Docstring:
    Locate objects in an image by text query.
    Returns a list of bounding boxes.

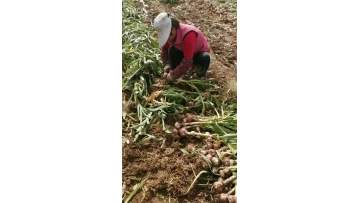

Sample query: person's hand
[164,64,171,73]
[163,72,168,78]
[166,71,175,81]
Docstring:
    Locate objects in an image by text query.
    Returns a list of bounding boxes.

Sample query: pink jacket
[169,23,209,53]
[161,23,209,79]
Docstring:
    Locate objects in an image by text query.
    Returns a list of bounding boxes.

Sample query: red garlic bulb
[219,193,229,203]
[228,195,237,203]
[212,181,224,194]
[178,127,188,137]
[211,157,220,166]
[174,122,182,129]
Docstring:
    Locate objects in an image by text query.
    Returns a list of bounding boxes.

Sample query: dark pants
[169,46,210,77]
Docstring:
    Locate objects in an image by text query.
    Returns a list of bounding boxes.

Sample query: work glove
[163,72,169,79]
[164,64,171,73]
[166,70,175,81]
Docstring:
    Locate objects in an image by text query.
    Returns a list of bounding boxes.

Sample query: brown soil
[141,0,237,90]
[123,138,215,202]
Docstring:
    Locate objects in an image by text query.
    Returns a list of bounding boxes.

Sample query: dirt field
[123,136,215,202]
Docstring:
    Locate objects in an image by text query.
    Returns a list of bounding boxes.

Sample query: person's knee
[194,52,210,77]
[201,52,210,65]
[200,53,210,68]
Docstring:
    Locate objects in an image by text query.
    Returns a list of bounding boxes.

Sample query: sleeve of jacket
[170,31,197,79]
[170,59,193,79]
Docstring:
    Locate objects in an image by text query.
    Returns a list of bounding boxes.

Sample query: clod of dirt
[187,143,195,152]
[164,147,175,155]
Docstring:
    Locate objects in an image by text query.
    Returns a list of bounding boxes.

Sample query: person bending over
[153,12,211,81]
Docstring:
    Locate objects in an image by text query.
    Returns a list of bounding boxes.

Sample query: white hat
[153,12,172,48]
